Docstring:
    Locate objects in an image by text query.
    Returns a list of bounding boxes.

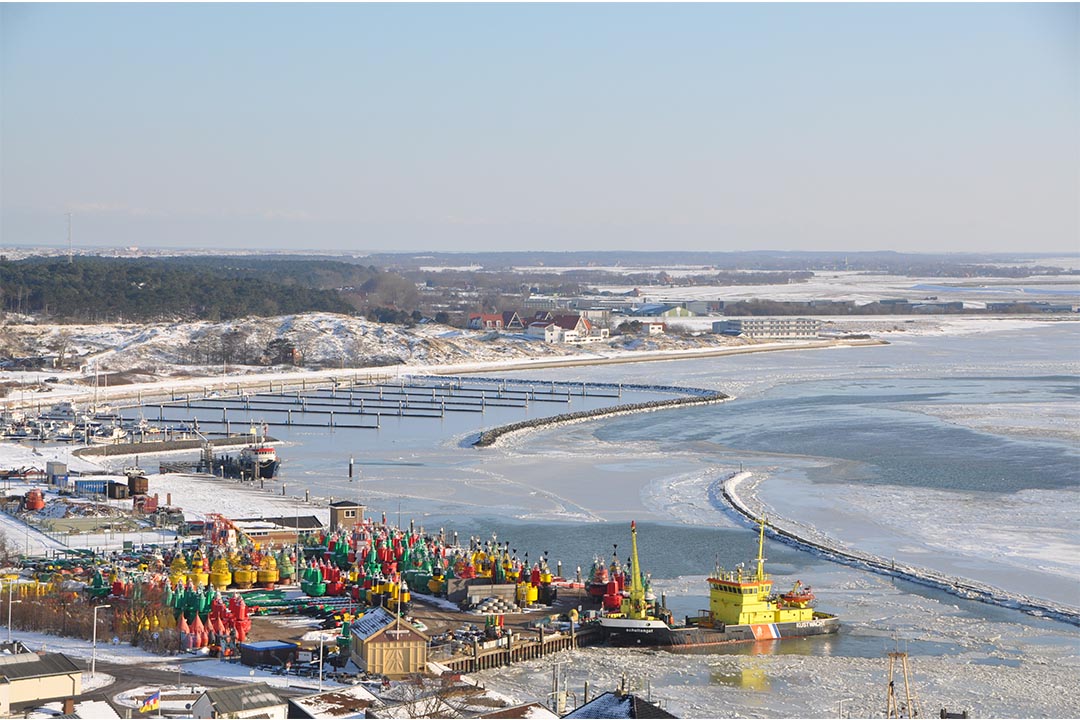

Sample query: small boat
[779,580,815,607]
[239,444,279,479]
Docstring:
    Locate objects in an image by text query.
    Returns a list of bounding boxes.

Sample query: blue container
[73,479,107,495]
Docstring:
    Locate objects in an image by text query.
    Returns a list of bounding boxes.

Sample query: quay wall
[715,472,1080,627]
[417,375,721,398]
[73,434,274,458]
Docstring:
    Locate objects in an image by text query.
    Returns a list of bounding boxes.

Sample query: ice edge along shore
[717,471,1080,627]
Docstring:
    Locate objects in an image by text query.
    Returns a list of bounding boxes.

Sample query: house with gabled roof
[527,314,610,344]
[190,682,288,719]
[467,313,505,331]
[350,606,429,677]
[526,321,561,343]
[501,311,526,331]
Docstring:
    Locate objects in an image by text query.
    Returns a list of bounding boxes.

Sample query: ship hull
[600,614,839,649]
[253,459,279,479]
[207,455,279,480]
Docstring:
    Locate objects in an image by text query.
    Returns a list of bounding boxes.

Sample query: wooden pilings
[442,625,599,673]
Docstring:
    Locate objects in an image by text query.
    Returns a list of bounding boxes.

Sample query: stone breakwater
[715,471,1080,627]
[473,388,729,448]
[418,375,721,398]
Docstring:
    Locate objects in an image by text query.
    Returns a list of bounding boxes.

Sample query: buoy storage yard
[1,328,1078,719]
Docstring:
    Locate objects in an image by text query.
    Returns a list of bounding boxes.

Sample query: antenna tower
[886,648,922,719]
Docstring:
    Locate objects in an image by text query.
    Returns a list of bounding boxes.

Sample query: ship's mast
[627,521,647,619]
[756,515,766,583]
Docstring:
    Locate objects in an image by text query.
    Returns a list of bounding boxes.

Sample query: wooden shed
[329,500,365,532]
[350,606,428,678]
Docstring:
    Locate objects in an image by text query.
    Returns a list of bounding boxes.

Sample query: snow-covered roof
[479,702,559,718]
[350,607,397,641]
[563,692,676,719]
[200,683,287,714]
[290,684,381,718]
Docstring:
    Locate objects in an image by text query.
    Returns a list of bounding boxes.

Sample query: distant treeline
[0,257,366,321]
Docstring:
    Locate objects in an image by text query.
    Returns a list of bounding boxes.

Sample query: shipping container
[73,479,107,495]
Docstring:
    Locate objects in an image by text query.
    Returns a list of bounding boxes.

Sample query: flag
[139,691,160,713]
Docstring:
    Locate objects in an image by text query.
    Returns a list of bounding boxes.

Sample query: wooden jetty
[441,624,602,673]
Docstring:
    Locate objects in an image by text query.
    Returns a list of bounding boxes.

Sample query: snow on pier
[717,471,1080,627]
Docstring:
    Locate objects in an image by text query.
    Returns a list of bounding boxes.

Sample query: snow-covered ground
[591,270,1080,304]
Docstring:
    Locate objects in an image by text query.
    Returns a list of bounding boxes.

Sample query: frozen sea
[119,321,1080,717]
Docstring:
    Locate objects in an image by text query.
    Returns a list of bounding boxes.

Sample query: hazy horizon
[2,3,1077,254]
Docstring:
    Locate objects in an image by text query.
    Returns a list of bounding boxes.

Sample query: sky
[1,3,1077,255]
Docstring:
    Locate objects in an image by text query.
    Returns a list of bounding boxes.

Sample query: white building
[527,315,610,344]
[713,318,821,339]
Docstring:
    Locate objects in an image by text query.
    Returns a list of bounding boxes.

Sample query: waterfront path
[716,471,1080,627]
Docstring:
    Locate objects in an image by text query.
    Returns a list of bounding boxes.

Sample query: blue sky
[1,3,1076,253]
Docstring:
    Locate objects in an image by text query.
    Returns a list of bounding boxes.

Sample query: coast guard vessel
[599,519,839,648]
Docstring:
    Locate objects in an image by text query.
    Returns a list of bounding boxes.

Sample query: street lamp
[91,604,112,678]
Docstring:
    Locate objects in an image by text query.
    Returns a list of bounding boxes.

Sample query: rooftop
[0,652,81,682]
[200,683,287,715]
